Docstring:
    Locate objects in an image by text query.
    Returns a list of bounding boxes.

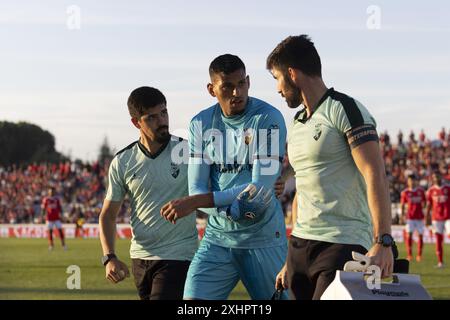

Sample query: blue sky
[1,0,449,161]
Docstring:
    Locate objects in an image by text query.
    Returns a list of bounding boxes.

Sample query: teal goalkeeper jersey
[106,135,198,260]
[188,97,287,249]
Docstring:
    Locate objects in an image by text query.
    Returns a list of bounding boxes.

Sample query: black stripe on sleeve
[346,124,379,149]
[115,141,138,156]
[331,90,364,128]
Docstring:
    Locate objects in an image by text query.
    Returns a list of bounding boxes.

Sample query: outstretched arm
[161,113,286,223]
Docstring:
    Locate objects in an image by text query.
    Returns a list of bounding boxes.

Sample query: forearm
[188,193,214,209]
[99,210,117,255]
[189,166,279,209]
[190,194,230,219]
[365,170,392,237]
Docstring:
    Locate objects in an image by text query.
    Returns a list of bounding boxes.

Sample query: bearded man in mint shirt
[267,35,394,300]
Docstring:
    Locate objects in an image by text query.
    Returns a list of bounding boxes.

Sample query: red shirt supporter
[41,196,62,221]
[401,188,426,220]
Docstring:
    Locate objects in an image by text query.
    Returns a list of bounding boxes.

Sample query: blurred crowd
[1,128,449,225]
[279,127,450,224]
[0,161,131,224]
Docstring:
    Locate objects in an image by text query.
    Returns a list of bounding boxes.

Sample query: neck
[300,78,328,117]
[139,133,164,156]
[221,98,248,117]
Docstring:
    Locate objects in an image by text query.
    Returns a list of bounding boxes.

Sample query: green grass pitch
[1,238,449,300]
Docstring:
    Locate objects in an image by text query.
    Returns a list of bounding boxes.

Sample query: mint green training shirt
[106,135,198,260]
[288,88,377,250]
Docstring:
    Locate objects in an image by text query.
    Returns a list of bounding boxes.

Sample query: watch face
[382,234,393,246]
[102,254,114,265]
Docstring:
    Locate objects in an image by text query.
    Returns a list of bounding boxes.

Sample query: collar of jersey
[137,137,170,159]
[294,87,334,124]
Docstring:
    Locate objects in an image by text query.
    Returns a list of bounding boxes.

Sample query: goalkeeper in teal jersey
[161,54,288,300]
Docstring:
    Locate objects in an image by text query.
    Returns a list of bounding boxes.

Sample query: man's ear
[131,117,141,129]
[246,75,250,90]
[207,83,216,98]
[287,67,297,83]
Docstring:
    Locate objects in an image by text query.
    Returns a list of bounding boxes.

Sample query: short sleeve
[330,93,378,149]
[400,191,406,204]
[105,156,126,202]
[332,97,377,134]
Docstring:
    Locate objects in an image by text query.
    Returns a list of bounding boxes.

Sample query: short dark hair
[266,35,322,77]
[127,87,166,118]
[209,54,246,77]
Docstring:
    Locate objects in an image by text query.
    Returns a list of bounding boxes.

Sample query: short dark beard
[283,72,302,109]
[155,131,170,144]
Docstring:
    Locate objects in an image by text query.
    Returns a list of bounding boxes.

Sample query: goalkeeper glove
[226,183,272,222]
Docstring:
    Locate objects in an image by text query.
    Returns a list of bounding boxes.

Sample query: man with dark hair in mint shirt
[267,35,394,300]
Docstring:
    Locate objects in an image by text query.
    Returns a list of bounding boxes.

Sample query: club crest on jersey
[244,128,253,145]
[171,162,180,178]
[245,211,256,220]
[313,123,322,141]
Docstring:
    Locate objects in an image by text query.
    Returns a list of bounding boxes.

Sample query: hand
[160,196,196,224]
[366,244,394,279]
[105,258,130,284]
[274,177,285,199]
[227,183,272,221]
[275,263,289,290]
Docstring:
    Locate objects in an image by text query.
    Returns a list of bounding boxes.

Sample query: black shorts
[131,259,190,300]
[287,236,367,300]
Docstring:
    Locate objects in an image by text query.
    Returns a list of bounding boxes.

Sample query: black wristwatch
[375,234,395,247]
[101,253,117,266]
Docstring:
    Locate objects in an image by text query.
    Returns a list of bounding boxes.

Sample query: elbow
[362,165,388,187]
[99,208,115,225]
[189,183,208,196]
